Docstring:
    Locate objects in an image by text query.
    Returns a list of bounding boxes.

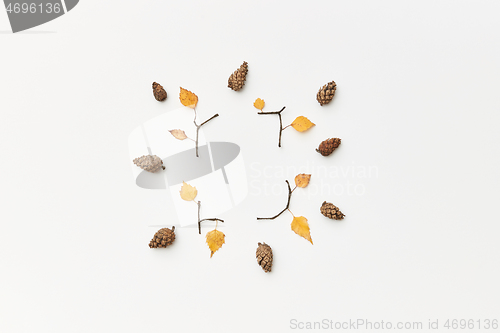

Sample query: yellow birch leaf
[169,129,188,140]
[179,181,197,201]
[291,216,313,244]
[295,174,311,188]
[290,116,315,132]
[253,98,265,111]
[206,229,225,257]
[179,87,198,108]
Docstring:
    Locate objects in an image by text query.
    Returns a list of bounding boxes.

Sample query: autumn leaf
[206,229,225,257]
[180,181,197,201]
[291,216,313,244]
[290,116,315,132]
[179,87,198,108]
[253,98,265,111]
[295,174,311,188]
[169,129,188,140]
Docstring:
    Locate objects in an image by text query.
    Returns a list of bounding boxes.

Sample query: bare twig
[194,114,219,157]
[257,180,292,220]
[258,106,286,147]
[196,201,224,234]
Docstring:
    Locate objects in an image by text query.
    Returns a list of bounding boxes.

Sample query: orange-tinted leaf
[169,129,188,140]
[295,174,311,188]
[253,98,265,111]
[291,216,313,244]
[179,87,198,108]
[291,116,315,132]
[206,229,225,257]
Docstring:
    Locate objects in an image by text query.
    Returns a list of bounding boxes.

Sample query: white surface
[1,1,499,332]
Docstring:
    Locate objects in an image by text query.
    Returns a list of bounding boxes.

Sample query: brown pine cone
[152,82,167,101]
[256,242,273,273]
[228,61,248,91]
[133,155,165,173]
[316,80,336,106]
[316,138,341,156]
[149,227,176,248]
[320,201,345,220]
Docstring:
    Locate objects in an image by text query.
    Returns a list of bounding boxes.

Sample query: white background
[1,1,499,332]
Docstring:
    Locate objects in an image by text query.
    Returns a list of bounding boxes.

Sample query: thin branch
[257,106,286,115]
[257,180,292,220]
[196,200,224,234]
[196,201,201,234]
[193,113,219,157]
[278,112,283,147]
[258,106,286,147]
[198,114,219,127]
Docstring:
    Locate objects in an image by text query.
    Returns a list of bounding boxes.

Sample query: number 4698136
[444,319,498,330]
[6,3,61,14]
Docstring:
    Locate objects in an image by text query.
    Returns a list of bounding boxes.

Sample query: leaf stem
[258,106,286,147]
[257,180,292,220]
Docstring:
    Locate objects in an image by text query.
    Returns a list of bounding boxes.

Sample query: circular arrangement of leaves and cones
[138,64,347,270]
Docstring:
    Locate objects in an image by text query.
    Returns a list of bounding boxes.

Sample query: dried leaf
[253,98,265,111]
[291,216,313,244]
[295,174,311,188]
[169,129,188,140]
[206,229,225,257]
[179,181,197,201]
[291,116,315,132]
[179,87,198,108]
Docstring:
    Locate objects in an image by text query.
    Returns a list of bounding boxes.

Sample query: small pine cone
[316,138,341,156]
[152,82,167,101]
[256,242,273,273]
[133,155,165,173]
[320,201,345,220]
[228,61,248,91]
[149,227,176,248]
[316,80,337,106]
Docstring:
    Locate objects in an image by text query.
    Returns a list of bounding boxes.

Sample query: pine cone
[152,82,167,101]
[133,155,165,173]
[149,227,176,248]
[228,61,248,91]
[320,201,345,220]
[316,138,341,156]
[316,80,337,106]
[256,242,273,273]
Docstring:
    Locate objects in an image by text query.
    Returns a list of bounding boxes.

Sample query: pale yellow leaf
[179,87,198,108]
[179,181,197,201]
[291,216,313,244]
[206,229,225,257]
[290,116,315,132]
[295,174,311,188]
[253,98,265,111]
[169,129,188,140]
